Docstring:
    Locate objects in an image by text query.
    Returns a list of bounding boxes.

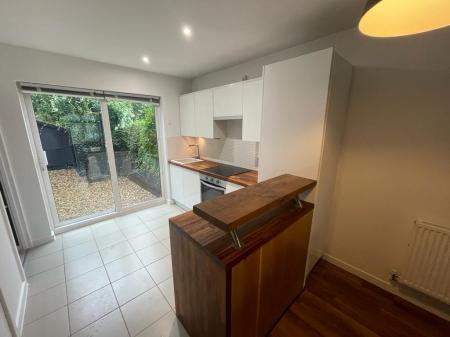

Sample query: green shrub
[31,95,160,178]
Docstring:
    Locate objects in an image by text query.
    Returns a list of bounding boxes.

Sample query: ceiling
[0,0,365,78]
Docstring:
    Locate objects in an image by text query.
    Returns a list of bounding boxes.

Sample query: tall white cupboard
[258,48,353,275]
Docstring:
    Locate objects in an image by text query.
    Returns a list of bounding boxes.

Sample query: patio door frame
[22,90,167,232]
[99,99,123,213]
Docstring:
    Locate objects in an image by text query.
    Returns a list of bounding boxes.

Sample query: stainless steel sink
[171,158,203,165]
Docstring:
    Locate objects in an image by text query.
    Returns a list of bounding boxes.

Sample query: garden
[31,94,161,222]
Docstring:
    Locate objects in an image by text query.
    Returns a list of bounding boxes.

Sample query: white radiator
[399,220,450,304]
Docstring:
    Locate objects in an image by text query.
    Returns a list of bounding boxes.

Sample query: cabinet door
[242,79,263,142]
[213,82,243,119]
[180,93,196,136]
[182,169,201,209]
[258,48,333,181]
[170,164,183,202]
[194,89,214,138]
[225,182,243,194]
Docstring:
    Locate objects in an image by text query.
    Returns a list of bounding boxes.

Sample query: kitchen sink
[172,158,203,165]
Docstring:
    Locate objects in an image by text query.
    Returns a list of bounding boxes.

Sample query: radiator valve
[390,270,400,282]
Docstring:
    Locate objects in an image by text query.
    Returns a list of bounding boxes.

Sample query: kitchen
[0,1,449,337]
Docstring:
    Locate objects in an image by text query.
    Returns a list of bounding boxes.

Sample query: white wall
[326,67,450,316]
[191,27,450,316]
[0,305,13,337]
[0,43,191,246]
[192,27,450,90]
[0,197,27,337]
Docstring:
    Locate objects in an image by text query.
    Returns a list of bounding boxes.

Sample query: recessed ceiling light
[141,56,150,64]
[182,25,192,38]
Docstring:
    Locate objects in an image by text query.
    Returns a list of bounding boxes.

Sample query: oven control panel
[200,174,227,188]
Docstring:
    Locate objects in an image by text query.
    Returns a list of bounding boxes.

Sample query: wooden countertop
[193,174,316,232]
[169,200,314,268]
[168,159,257,187]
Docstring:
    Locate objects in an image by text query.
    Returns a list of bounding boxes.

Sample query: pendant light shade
[359,0,450,37]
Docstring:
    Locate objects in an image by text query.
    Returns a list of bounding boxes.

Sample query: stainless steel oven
[200,174,226,202]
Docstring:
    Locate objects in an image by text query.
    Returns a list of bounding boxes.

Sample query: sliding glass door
[107,100,161,209]
[26,92,163,227]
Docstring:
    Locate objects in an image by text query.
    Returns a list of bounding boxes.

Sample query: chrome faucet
[189,144,200,159]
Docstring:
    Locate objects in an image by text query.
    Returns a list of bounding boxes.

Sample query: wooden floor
[270,260,449,337]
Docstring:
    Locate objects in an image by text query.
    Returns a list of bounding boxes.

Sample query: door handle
[40,150,48,171]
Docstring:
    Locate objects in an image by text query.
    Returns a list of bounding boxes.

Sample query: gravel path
[48,169,156,222]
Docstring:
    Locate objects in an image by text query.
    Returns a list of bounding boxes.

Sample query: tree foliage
[31,94,160,177]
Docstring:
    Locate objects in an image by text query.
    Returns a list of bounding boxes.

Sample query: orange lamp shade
[359,0,450,37]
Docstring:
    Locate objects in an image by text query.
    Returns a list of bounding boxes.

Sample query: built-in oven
[200,174,226,202]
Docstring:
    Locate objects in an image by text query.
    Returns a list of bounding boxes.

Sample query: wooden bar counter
[169,175,316,337]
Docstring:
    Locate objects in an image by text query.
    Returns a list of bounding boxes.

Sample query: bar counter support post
[230,230,244,249]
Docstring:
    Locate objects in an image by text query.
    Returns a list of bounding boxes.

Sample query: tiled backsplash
[166,136,259,170]
[197,137,259,169]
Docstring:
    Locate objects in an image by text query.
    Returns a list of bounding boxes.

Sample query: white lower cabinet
[183,169,201,209]
[170,164,183,202]
[225,182,243,194]
[169,164,201,209]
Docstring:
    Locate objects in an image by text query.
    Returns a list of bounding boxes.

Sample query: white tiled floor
[23,204,189,337]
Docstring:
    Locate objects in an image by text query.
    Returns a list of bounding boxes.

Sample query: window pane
[107,100,161,208]
[31,94,114,224]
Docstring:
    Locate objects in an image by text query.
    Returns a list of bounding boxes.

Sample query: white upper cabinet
[180,89,221,138]
[179,93,196,136]
[242,78,263,142]
[179,78,262,139]
[213,82,243,119]
[194,89,214,138]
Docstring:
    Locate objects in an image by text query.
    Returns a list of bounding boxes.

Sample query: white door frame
[22,93,167,232]
[0,128,32,249]
[100,99,122,212]
[23,94,60,228]
[0,192,28,337]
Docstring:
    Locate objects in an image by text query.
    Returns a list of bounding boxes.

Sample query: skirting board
[322,254,450,321]
[31,234,55,248]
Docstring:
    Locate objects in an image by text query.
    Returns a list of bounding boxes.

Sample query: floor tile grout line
[114,277,158,307]
[131,307,173,337]
[24,206,181,336]
[26,264,65,296]
[119,286,172,337]
[93,234,132,337]
[66,266,109,304]
[25,260,65,280]
[26,218,171,289]
[64,242,167,304]
[65,243,164,288]
[27,277,66,299]
[157,282,175,311]
[25,246,63,262]
[68,291,119,336]
[106,211,174,336]
[62,241,72,337]
[23,304,69,327]
[65,251,103,281]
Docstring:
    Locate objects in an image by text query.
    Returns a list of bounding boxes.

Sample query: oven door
[201,180,225,202]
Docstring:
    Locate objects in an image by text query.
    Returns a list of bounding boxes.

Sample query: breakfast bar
[169,174,317,337]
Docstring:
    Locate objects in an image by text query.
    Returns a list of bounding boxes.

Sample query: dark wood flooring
[269,260,449,337]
